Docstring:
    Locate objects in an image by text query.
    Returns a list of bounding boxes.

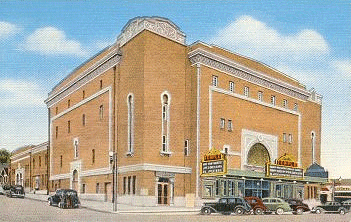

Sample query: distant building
[10,142,49,192]
[45,16,326,206]
[0,163,9,186]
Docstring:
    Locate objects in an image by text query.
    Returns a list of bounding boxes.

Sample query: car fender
[201,206,217,213]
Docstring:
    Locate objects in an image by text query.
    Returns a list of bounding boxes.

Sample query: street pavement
[2,195,351,222]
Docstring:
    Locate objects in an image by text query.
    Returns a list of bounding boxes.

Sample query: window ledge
[126,151,134,157]
[160,151,172,156]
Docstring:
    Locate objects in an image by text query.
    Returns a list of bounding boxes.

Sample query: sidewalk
[25,193,201,215]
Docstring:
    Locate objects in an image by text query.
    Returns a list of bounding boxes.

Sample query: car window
[262,199,269,203]
[219,198,227,204]
[252,199,257,203]
[236,198,243,204]
[228,198,235,204]
[271,199,277,203]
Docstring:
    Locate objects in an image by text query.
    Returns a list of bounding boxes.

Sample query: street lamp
[332,176,342,201]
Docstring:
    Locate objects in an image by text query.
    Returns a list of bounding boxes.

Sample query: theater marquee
[201,148,227,176]
[265,154,304,179]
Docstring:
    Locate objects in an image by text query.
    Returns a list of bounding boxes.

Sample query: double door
[157,182,169,205]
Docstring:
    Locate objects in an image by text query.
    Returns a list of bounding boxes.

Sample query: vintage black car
[48,189,80,209]
[201,197,252,215]
[284,198,310,215]
[6,185,25,198]
[312,201,348,215]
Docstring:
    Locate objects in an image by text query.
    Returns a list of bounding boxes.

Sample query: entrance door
[104,182,112,202]
[72,170,78,191]
[157,182,169,205]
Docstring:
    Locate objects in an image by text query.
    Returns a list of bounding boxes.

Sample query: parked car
[342,199,351,210]
[0,186,4,195]
[201,197,252,215]
[244,196,268,215]
[262,197,292,215]
[6,185,25,198]
[312,201,348,215]
[284,198,310,215]
[48,189,80,209]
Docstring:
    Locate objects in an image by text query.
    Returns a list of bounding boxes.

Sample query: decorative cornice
[189,48,321,103]
[45,49,121,108]
[116,16,186,47]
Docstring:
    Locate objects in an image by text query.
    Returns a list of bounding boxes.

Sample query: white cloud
[24,27,87,56]
[0,79,46,107]
[0,21,20,40]
[210,16,329,61]
[332,59,351,79]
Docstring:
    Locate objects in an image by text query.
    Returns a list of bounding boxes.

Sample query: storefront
[201,149,326,200]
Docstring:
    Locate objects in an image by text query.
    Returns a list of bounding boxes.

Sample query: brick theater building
[44,16,327,206]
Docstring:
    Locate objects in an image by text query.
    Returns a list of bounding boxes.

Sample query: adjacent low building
[44,16,327,207]
[9,142,49,192]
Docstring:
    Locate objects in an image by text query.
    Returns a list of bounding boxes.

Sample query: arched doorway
[72,170,78,191]
[247,143,270,167]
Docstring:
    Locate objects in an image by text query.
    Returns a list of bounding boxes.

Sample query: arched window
[127,94,134,154]
[311,132,316,163]
[247,143,270,167]
[161,93,170,154]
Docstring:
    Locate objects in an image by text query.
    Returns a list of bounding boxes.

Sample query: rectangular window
[215,180,219,196]
[39,156,41,167]
[99,105,104,120]
[220,118,225,129]
[92,149,95,164]
[288,134,293,143]
[67,120,71,133]
[229,81,234,92]
[283,133,287,143]
[123,177,126,194]
[82,90,85,99]
[128,176,131,194]
[212,75,218,87]
[55,126,58,139]
[184,140,190,156]
[283,99,288,108]
[55,107,58,115]
[68,99,71,108]
[258,91,263,101]
[60,155,62,168]
[96,183,100,194]
[82,184,86,194]
[82,114,86,126]
[244,86,250,97]
[100,80,103,89]
[132,176,136,195]
[33,158,35,169]
[227,120,233,131]
[271,95,276,105]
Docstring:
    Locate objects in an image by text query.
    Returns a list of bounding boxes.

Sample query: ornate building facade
[45,16,326,206]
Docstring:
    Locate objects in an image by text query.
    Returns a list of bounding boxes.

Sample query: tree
[0,149,11,164]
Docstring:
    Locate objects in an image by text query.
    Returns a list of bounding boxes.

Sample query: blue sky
[0,1,350,178]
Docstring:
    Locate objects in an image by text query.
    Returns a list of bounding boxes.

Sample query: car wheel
[296,208,304,215]
[58,202,63,208]
[339,208,346,215]
[48,199,52,206]
[315,208,322,214]
[235,207,244,216]
[201,207,212,215]
[254,207,264,215]
[275,208,284,215]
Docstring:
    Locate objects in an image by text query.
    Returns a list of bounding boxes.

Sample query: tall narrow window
[55,126,58,139]
[283,99,288,108]
[127,94,134,154]
[82,90,85,99]
[99,105,104,120]
[212,75,218,87]
[39,156,41,167]
[82,114,86,126]
[128,176,131,194]
[67,120,71,133]
[132,176,136,195]
[33,158,35,169]
[55,107,58,115]
[220,118,225,129]
[244,86,250,97]
[100,80,103,89]
[271,95,276,106]
[283,133,287,143]
[184,140,190,156]
[96,183,100,194]
[60,155,63,168]
[288,134,293,143]
[227,120,233,131]
[229,81,234,92]
[123,177,127,194]
[73,138,79,159]
[161,93,170,154]
[294,103,298,111]
[311,132,316,163]
[258,91,263,102]
[92,149,95,164]
[68,99,71,108]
